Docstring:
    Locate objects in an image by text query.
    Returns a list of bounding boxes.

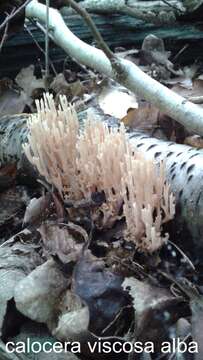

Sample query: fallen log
[76,0,203,23]
[0,112,202,257]
[129,131,203,258]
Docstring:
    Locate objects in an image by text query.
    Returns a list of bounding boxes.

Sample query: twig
[168,333,192,360]
[157,270,199,299]
[58,221,89,247]
[168,239,195,271]
[45,0,50,89]
[64,0,126,78]
[0,21,9,52]
[24,22,57,74]
[101,305,131,335]
[64,0,114,60]
[29,17,57,76]
[0,0,31,32]
[188,95,203,104]
[161,0,184,13]
[34,19,54,41]
[172,44,189,62]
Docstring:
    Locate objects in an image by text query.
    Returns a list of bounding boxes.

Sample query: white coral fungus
[23,93,175,253]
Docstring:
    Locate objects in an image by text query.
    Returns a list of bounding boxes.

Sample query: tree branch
[25,0,203,135]
[65,0,114,60]
[0,21,9,52]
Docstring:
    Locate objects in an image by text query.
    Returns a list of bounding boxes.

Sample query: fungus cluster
[23,94,175,253]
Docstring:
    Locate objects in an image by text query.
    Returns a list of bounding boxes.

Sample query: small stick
[0,0,31,32]
[64,0,126,79]
[24,22,57,75]
[45,0,50,87]
[64,0,114,61]
[0,21,9,52]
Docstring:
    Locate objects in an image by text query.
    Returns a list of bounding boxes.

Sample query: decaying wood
[71,0,203,23]
[1,10,203,78]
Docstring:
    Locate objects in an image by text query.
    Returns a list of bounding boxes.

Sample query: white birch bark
[26,0,203,135]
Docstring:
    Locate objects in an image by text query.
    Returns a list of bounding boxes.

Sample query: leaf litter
[0,34,203,360]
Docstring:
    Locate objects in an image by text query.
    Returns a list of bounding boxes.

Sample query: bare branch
[64,0,125,78]
[45,0,50,87]
[0,0,31,32]
[0,21,9,52]
[24,22,57,74]
[25,0,203,135]
[64,0,114,60]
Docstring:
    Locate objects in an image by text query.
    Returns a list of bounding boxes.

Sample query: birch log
[0,112,203,254]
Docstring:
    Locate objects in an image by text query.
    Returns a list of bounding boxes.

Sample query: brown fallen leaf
[122,103,187,142]
[50,73,85,102]
[121,104,159,132]
[184,135,203,148]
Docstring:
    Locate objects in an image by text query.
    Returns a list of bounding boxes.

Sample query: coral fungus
[23,93,175,252]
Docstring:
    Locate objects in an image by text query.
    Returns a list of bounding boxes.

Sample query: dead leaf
[38,223,84,263]
[121,104,159,131]
[98,82,138,119]
[15,64,45,107]
[158,113,187,142]
[122,277,185,349]
[172,78,203,109]
[14,259,68,325]
[8,321,79,360]
[0,186,27,232]
[0,78,13,95]
[0,88,27,116]
[50,73,85,101]
[53,290,89,341]
[197,74,203,80]
[163,64,199,88]
[73,250,130,334]
[23,194,51,226]
[0,229,43,336]
[184,135,203,148]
